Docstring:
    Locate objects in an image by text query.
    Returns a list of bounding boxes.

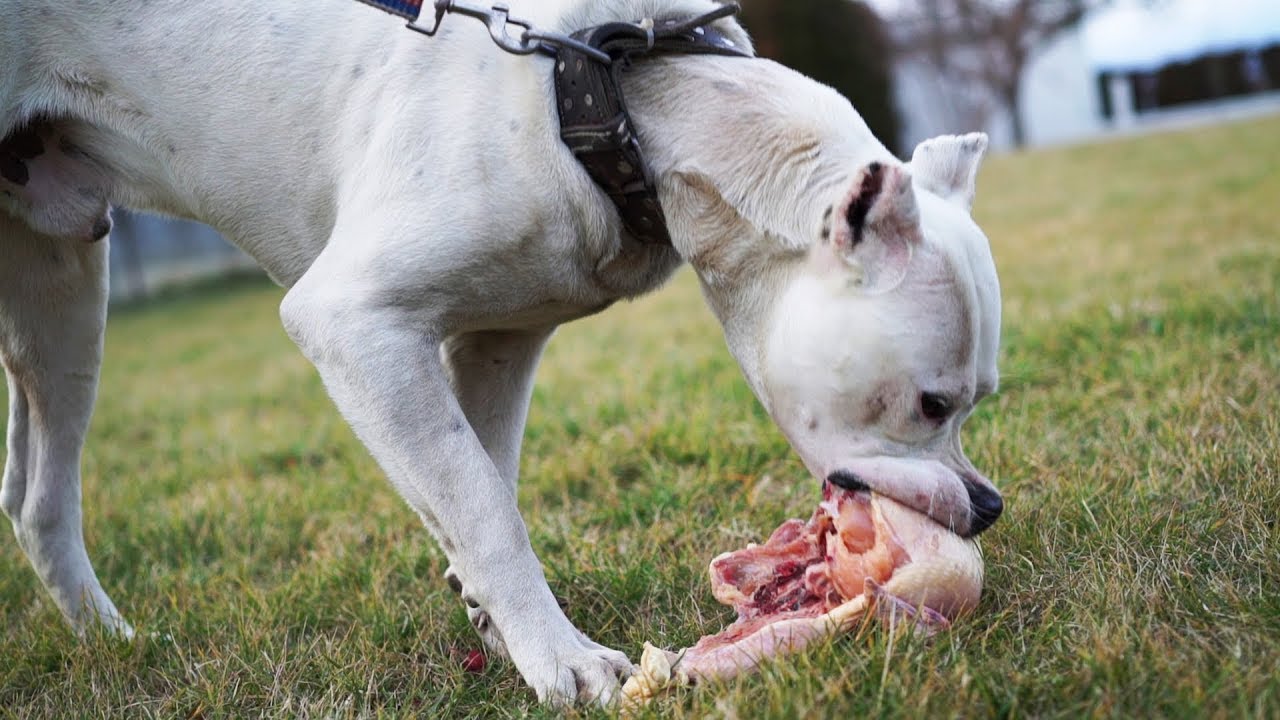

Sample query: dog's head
[754,134,1001,537]
[631,58,1001,535]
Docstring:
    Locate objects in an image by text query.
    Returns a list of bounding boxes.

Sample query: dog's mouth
[622,483,983,701]
[818,455,999,538]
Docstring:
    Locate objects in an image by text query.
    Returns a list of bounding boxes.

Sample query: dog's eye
[920,392,953,422]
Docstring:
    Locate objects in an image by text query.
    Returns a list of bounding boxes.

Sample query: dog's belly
[427,236,683,335]
[468,299,614,331]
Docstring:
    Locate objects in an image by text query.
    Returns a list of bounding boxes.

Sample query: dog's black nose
[966,481,1004,536]
[827,470,870,492]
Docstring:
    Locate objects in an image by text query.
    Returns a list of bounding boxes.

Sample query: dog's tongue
[620,486,984,710]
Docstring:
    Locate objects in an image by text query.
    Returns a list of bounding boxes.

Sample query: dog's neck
[622,56,896,404]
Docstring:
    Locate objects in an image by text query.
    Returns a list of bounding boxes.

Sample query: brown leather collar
[553,8,750,246]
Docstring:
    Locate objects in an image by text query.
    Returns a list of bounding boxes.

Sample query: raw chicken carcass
[621,483,984,709]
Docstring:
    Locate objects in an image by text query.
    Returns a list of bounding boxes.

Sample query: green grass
[3,115,1279,718]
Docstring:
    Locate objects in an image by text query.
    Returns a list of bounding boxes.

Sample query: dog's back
[0,0,729,277]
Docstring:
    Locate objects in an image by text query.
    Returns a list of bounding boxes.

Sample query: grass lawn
[2,115,1278,718]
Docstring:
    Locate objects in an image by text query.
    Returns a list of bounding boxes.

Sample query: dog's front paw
[507,626,633,707]
[445,564,631,705]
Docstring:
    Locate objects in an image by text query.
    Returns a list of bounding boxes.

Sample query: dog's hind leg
[439,329,552,657]
[0,213,130,636]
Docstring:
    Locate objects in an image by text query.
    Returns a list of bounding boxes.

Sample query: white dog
[0,0,1003,706]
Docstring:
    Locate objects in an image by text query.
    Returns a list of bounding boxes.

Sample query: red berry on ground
[462,649,486,673]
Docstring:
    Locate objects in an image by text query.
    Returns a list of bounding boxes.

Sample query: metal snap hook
[404,0,451,36]
[484,3,539,55]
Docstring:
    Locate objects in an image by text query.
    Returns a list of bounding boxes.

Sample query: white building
[884,0,1280,151]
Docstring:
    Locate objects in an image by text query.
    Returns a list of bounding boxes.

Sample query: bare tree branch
[891,0,1103,146]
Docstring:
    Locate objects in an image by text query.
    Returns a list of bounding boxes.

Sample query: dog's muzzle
[826,468,1003,537]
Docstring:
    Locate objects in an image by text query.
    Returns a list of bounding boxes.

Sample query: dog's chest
[437,232,684,333]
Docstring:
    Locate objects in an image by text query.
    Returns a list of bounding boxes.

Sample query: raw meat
[620,484,984,709]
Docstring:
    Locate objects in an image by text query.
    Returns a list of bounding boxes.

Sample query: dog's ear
[661,170,760,285]
[908,133,988,211]
[821,161,919,294]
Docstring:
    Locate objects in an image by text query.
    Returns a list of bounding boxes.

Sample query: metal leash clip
[406,0,611,63]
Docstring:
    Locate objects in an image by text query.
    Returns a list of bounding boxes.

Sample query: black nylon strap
[554,16,749,245]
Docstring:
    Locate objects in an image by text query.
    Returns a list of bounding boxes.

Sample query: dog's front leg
[280,267,629,706]
[439,329,548,656]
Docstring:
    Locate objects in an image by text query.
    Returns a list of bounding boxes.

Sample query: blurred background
[108,0,1280,301]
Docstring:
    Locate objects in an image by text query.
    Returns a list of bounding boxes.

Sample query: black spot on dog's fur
[819,204,834,242]
[90,215,112,242]
[0,124,45,186]
[845,162,884,246]
[5,127,44,159]
[0,155,28,185]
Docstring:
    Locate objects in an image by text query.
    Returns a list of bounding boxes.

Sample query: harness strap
[354,0,751,247]
[554,16,749,245]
